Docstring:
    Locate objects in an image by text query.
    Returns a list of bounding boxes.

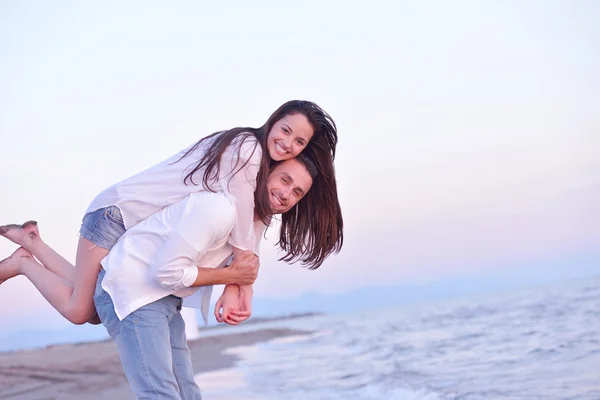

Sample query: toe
[0,224,22,235]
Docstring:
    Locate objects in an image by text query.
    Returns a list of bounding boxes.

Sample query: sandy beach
[0,327,311,400]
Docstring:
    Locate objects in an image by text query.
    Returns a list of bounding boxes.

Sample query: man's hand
[227,250,259,285]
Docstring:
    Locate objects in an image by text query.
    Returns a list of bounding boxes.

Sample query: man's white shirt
[87,134,262,255]
[100,191,266,325]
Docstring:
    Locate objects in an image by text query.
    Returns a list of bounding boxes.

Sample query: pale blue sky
[1,1,599,331]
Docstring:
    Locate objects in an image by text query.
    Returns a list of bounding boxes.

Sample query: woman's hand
[214,284,252,325]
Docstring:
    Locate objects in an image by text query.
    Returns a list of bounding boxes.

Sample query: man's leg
[169,300,203,400]
[94,276,182,400]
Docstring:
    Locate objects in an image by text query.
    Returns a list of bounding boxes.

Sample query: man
[94,155,317,399]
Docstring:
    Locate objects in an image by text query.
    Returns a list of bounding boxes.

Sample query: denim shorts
[79,206,126,250]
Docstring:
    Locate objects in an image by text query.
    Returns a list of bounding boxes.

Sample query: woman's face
[266,113,314,161]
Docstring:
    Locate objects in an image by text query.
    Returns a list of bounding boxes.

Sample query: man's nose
[280,187,291,199]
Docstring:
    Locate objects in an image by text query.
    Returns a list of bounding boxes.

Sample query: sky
[1,1,599,333]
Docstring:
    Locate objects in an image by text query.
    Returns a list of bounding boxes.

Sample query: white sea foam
[196,278,600,400]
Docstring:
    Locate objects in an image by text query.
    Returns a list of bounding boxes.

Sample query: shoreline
[0,327,313,400]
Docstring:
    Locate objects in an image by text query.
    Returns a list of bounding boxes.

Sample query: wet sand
[0,327,311,400]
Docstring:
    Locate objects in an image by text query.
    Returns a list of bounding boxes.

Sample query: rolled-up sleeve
[149,194,236,291]
[150,231,201,291]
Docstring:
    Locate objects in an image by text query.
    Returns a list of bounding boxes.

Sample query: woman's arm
[218,135,263,255]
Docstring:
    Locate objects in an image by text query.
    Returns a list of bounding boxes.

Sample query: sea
[196,278,600,400]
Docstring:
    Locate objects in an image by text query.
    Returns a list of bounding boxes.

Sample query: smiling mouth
[271,192,286,208]
[274,141,288,156]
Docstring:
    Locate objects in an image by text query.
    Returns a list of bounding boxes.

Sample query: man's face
[266,159,313,214]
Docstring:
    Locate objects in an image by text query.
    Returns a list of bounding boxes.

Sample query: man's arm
[149,194,257,291]
[191,251,258,287]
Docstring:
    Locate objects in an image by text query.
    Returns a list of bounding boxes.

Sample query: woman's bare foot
[0,247,33,284]
[0,221,40,250]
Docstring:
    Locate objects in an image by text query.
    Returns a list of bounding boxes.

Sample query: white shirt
[87,133,262,254]
[100,191,267,324]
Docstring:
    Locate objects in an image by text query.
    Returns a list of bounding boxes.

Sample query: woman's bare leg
[1,221,76,282]
[1,223,108,324]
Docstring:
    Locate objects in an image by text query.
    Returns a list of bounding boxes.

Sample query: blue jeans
[94,270,202,400]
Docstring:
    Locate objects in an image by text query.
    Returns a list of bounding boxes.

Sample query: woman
[0,100,343,324]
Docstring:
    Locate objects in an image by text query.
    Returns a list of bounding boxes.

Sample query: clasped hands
[214,250,257,325]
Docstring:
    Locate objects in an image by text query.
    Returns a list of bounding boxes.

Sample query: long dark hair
[278,145,344,269]
[177,100,343,268]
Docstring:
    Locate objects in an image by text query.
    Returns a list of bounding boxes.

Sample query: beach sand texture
[0,327,309,400]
